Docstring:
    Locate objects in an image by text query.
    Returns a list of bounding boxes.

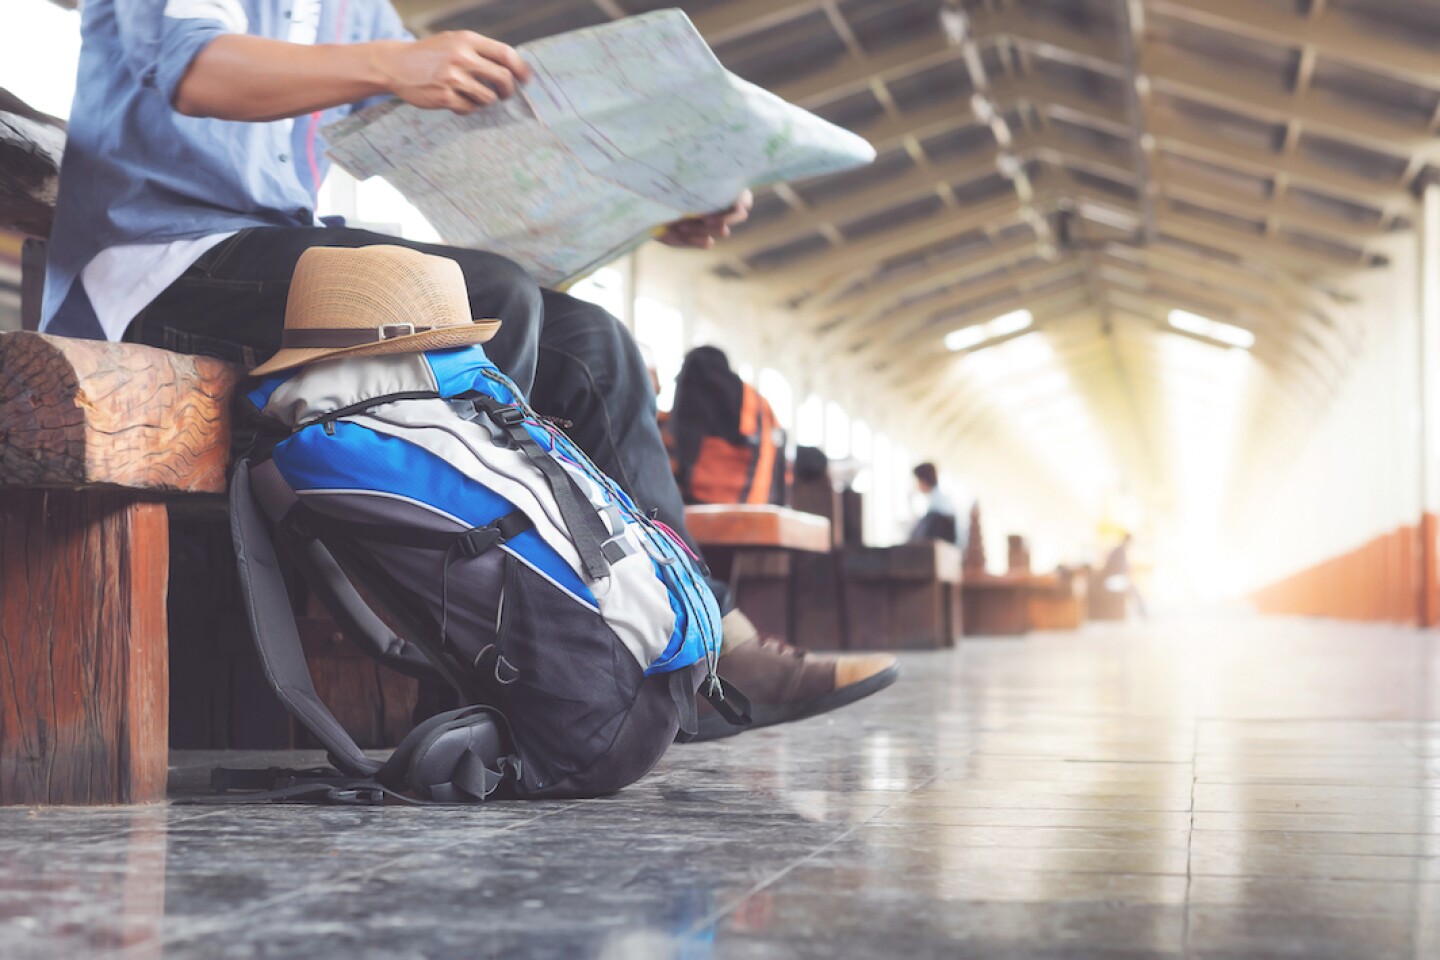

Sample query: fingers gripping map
[322,9,876,286]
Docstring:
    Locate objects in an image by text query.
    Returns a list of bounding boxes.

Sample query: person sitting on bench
[670,346,786,506]
[908,462,959,545]
[41,0,897,740]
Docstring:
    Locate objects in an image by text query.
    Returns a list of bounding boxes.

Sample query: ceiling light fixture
[1167,309,1255,350]
[945,308,1035,352]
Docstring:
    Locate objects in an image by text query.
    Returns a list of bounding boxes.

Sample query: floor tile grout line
[1181,719,1198,960]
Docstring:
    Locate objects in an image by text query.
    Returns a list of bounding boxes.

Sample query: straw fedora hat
[248,245,502,377]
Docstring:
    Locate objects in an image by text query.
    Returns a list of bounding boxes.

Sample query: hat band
[281,323,436,349]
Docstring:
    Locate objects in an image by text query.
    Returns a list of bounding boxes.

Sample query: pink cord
[305,0,351,195]
[652,519,702,561]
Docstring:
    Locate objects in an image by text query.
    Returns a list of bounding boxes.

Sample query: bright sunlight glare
[3,2,82,120]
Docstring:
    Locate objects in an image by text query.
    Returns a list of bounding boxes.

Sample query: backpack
[222,345,748,804]
[682,383,786,506]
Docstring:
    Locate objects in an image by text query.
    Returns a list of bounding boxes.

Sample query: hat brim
[248,318,502,378]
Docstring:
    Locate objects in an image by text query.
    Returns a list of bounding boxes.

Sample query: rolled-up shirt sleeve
[117,0,246,106]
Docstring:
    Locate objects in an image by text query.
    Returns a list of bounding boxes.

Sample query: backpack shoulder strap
[467,394,615,581]
[285,530,439,681]
[230,458,382,779]
[228,458,524,803]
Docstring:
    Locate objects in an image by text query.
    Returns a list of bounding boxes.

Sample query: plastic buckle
[457,525,503,559]
[378,323,416,340]
[490,405,526,427]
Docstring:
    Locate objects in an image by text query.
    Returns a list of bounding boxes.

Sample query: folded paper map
[322,9,876,286]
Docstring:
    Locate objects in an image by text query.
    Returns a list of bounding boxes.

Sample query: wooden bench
[960,574,1033,636]
[0,332,240,804]
[1087,566,1129,620]
[842,540,963,650]
[1028,567,1088,631]
[784,468,852,651]
[684,504,833,645]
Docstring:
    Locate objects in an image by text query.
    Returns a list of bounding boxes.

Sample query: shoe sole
[689,662,901,743]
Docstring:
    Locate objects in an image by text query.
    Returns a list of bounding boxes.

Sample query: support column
[1416,179,1440,625]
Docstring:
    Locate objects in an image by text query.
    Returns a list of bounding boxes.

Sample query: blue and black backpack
[225,344,748,803]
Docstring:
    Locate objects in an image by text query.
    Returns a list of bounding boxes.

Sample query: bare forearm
[174,35,397,121]
[173,30,532,122]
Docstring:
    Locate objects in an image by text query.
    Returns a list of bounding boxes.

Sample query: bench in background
[684,504,833,645]
[1028,567,1089,631]
[842,539,963,650]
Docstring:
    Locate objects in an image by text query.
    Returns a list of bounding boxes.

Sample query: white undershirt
[81,0,323,341]
[82,233,238,341]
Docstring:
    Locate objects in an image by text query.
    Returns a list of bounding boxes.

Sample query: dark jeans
[125,226,705,570]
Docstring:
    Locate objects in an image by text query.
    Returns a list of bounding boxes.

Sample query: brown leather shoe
[690,610,899,742]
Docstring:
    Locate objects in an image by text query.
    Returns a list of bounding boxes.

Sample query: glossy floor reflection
[4,616,1440,959]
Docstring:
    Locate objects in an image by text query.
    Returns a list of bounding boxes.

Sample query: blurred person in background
[908,461,959,544]
[670,345,786,506]
[1103,532,1148,619]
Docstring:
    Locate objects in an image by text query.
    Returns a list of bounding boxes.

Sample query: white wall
[1226,233,1424,591]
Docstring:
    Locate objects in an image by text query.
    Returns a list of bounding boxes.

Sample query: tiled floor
[4,615,1440,959]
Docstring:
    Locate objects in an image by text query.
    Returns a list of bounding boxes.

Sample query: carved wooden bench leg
[0,490,169,804]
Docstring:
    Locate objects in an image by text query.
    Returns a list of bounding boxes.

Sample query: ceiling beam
[1014,73,1417,208]
[746,194,1025,297]
[691,0,826,46]
[1150,0,1440,89]
[881,284,1094,381]
[724,147,1004,261]
[1153,118,1414,210]
[1097,244,1335,308]
[1112,0,1157,245]
[1156,168,1389,244]
[1145,53,1439,163]
[726,128,1116,285]
[855,97,985,154]
[1100,279,1261,336]
[1097,259,1282,321]
[994,4,1438,165]
[806,231,1042,331]
[1097,254,1298,315]
[1013,84,1411,215]
[392,0,475,30]
[774,32,954,108]
[1069,186,1373,275]
[1027,129,1392,246]
[808,230,1040,323]
[1158,210,1370,273]
[835,259,1083,358]
[969,7,1126,74]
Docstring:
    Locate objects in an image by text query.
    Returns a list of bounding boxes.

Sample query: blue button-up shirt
[42,0,409,337]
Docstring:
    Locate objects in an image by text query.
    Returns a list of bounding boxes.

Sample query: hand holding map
[322,9,876,286]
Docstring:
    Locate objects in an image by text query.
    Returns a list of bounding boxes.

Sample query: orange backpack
[684,384,785,505]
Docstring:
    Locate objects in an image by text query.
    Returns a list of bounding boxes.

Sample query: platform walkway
[4,616,1440,959]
